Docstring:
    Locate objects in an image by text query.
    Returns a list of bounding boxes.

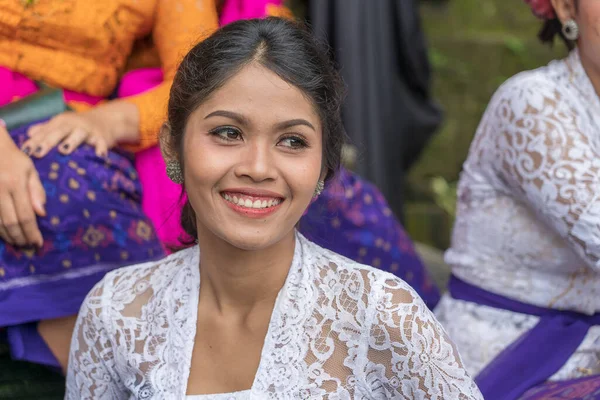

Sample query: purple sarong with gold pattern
[0,121,166,367]
[300,168,440,309]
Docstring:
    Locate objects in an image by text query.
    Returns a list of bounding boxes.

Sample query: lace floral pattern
[436,49,600,379]
[67,233,482,399]
[186,391,250,400]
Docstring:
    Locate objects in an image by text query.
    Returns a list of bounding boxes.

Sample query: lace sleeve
[481,76,600,270]
[65,279,125,400]
[363,277,482,399]
[123,0,219,150]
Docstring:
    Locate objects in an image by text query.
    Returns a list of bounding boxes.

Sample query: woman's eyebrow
[274,119,316,132]
[204,110,250,126]
[205,111,316,132]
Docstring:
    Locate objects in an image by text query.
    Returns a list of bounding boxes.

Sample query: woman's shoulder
[299,234,422,304]
[491,59,568,105]
[91,246,198,309]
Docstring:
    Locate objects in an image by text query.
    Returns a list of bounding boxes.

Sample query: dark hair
[538,1,578,50]
[162,17,346,241]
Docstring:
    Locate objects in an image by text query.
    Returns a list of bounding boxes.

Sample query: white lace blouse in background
[435,49,600,380]
[66,233,482,399]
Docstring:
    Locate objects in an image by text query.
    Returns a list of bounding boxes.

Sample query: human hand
[0,122,46,247]
[22,108,116,158]
[21,101,140,158]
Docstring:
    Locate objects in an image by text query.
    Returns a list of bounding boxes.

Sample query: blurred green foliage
[405,0,566,249]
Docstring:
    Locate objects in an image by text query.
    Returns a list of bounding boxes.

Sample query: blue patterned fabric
[0,120,166,366]
[300,168,440,308]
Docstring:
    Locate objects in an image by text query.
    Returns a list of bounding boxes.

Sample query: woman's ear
[159,122,177,163]
[550,0,577,23]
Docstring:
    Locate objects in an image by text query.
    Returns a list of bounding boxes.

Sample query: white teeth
[222,194,281,209]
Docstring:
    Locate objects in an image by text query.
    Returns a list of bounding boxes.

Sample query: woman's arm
[122,0,219,151]
[362,277,482,398]
[21,0,219,157]
[480,76,600,271]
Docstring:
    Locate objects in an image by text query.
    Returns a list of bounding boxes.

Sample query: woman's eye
[279,136,308,149]
[211,127,242,141]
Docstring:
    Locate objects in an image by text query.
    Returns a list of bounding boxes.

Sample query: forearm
[89,100,141,145]
[120,82,171,151]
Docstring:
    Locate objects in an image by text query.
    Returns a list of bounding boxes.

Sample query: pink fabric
[118,69,188,249]
[220,0,284,26]
[0,66,103,107]
[0,67,38,107]
[63,90,103,105]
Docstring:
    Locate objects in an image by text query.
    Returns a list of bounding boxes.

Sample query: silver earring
[313,180,325,198]
[562,19,579,41]
[166,160,184,184]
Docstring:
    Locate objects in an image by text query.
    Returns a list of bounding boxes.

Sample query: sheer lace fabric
[67,233,481,399]
[436,49,600,380]
[186,390,250,399]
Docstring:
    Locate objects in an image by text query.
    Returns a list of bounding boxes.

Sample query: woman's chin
[216,227,295,252]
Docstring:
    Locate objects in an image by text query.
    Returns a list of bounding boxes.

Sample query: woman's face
[554,0,600,65]
[182,63,323,251]
[575,0,600,67]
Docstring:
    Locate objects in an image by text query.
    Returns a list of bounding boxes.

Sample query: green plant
[430,176,458,218]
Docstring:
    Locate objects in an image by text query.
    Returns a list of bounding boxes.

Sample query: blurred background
[406,0,564,250]
[288,0,566,251]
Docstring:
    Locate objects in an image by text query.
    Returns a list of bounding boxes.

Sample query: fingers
[23,111,117,159]
[87,134,108,157]
[0,178,44,247]
[27,123,44,138]
[12,186,43,247]
[58,127,88,155]
[0,216,10,244]
[0,192,25,246]
[28,170,47,217]
[23,121,73,158]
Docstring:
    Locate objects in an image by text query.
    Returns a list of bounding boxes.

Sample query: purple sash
[449,276,600,400]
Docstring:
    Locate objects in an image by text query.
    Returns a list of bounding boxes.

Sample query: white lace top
[66,233,482,399]
[186,390,250,400]
[435,49,600,380]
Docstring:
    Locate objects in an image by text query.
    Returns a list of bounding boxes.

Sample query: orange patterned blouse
[0,0,219,150]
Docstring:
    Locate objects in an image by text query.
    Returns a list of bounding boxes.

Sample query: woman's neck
[578,47,600,99]
[195,230,296,316]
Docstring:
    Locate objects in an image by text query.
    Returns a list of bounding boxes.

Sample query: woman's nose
[233,141,277,182]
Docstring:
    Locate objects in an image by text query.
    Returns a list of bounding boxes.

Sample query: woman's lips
[220,189,284,218]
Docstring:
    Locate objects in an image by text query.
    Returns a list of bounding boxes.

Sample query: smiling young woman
[65,18,482,399]
[179,63,324,252]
